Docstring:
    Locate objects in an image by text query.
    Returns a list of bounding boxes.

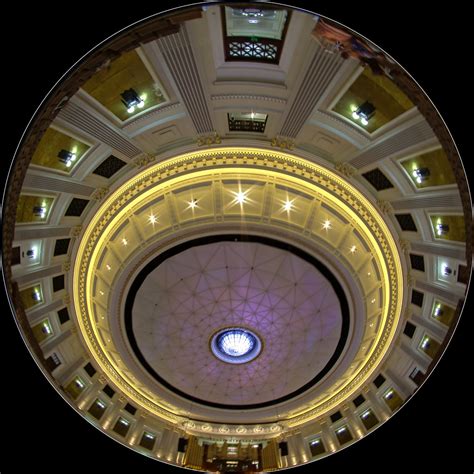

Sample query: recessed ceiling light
[283,199,293,212]
[148,213,158,226]
[187,198,198,210]
[235,191,247,204]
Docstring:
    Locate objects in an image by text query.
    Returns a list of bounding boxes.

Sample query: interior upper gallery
[3,3,471,473]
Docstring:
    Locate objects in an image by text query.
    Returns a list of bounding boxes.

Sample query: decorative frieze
[335,162,356,178]
[376,199,393,215]
[133,154,156,168]
[271,136,295,150]
[92,187,110,201]
[197,132,221,146]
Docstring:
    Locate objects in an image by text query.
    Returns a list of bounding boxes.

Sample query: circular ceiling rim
[111,222,366,424]
[72,146,405,430]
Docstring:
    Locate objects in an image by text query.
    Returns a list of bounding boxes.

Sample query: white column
[319,421,338,453]
[341,404,365,439]
[129,414,147,446]
[363,387,391,422]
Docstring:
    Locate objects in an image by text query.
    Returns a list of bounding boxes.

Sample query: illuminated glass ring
[211,328,262,364]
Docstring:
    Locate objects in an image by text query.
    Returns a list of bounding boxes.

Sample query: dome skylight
[211,328,262,364]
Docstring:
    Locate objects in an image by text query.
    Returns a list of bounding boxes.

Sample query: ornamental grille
[410,253,425,272]
[57,307,70,324]
[361,168,394,191]
[93,155,127,179]
[54,238,71,256]
[52,274,65,292]
[65,198,89,217]
[225,37,282,64]
[395,213,417,232]
[403,321,417,338]
[228,114,267,133]
[411,289,424,307]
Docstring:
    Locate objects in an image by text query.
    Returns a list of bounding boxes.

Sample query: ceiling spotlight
[412,167,430,184]
[42,322,52,334]
[187,199,198,210]
[58,149,77,167]
[33,206,47,219]
[442,265,452,276]
[148,213,158,225]
[350,245,357,253]
[26,248,37,259]
[283,199,293,212]
[122,238,128,246]
[436,223,449,236]
[322,219,331,230]
[434,304,443,317]
[121,88,145,114]
[236,191,247,204]
[352,101,376,126]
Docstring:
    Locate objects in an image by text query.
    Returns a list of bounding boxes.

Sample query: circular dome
[211,328,261,363]
[126,237,348,408]
[3,2,471,472]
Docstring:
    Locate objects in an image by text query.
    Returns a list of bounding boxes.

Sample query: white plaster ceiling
[132,241,343,406]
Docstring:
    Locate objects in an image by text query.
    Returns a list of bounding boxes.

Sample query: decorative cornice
[62,259,71,272]
[271,136,295,150]
[399,238,411,255]
[211,94,287,105]
[92,187,109,201]
[133,154,156,168]
[335,162,357,178]
[98,374,107,384]
[71,225,82,237]
[72,147,403,433]
[376,199,394,215]
[197,132,221,146]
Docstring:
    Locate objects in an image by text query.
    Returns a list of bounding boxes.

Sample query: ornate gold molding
[72,147,404,433]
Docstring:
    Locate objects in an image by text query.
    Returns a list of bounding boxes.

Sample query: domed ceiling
[2,2,471,473]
